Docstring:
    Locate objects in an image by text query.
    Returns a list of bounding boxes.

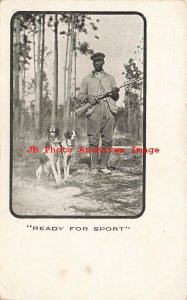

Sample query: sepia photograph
[11,11,146,217]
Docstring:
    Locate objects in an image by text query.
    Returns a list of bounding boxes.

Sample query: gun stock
[75,102,91,117]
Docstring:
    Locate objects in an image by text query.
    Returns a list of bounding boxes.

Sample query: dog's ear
[55,127,59,136]
[64,131,71,140]
[47,126,50,135]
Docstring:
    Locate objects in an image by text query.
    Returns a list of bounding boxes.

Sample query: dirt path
[12,154,144,217]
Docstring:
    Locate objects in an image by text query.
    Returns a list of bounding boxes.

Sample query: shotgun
[75,77,143,117]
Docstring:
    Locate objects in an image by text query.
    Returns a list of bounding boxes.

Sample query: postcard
[0,1,186,299]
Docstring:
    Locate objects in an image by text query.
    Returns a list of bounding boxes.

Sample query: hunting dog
[36,125,77,183]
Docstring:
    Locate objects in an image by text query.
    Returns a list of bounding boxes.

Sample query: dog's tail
[36,166,43,178]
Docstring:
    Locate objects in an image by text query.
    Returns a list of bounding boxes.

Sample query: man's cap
[90,52,105,61]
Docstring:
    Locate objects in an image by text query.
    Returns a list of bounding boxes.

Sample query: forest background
[12,12,144,160]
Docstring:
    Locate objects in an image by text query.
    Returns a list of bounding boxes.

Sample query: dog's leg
[56,157,61,180]
[36,166,42,178]
[67,156,71,178]
[64,158,68,181]
[44,163,52,177]
[49,159,60,184]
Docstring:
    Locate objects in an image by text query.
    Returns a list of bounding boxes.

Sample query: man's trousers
[87,100,115,169]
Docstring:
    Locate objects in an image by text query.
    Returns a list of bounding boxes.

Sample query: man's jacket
[77,71,119,117]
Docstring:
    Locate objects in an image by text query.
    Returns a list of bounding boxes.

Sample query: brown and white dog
[36,125,77,183]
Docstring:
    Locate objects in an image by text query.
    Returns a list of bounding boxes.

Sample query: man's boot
[100,151,111,174]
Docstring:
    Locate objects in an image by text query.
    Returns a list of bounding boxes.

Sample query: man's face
[93,59,105,72]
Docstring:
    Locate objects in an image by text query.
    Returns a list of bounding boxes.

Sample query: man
[77,52,119,174]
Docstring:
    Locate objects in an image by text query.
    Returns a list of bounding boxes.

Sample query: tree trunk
[20,67,26,127]
[14,16,21,126]
[35,15,42,135]
[127,95,131,133]
[52,13,58,124]
[40,14,45,127]
[20,29,26,127]
[72,27,77,130]
[64,17,70,104]
[63,17,70,132]
[125,86,131,134]
[66,14,74,131]
[33,16,36,96]
[74,29,77,100]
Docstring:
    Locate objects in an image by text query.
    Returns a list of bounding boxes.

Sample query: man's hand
[110,87,119,101]
[112,87,120,96]
[86,95,99,106]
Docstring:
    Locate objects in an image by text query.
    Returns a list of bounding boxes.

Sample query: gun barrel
[119,77,143,89]
[75,77,143,117]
